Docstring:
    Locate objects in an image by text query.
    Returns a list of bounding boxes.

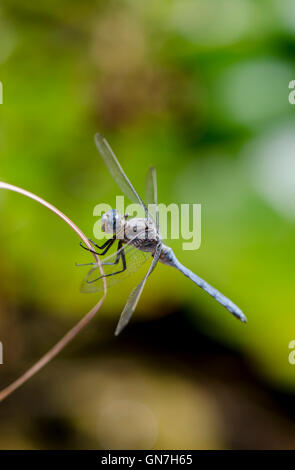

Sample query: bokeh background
[1,0,295,449]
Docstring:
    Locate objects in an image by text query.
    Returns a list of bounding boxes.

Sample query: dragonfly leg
[88,238,113,250]
[75,262,96,267]
[87,240,127,284]
[80,236,115,256]
[102,243,122,266]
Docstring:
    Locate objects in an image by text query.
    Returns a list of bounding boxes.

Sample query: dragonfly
[78,133,247,336]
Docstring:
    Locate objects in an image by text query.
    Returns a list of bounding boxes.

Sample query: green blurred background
[1,0,295,449]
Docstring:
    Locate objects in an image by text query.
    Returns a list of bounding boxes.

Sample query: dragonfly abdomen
[159,244,247,323]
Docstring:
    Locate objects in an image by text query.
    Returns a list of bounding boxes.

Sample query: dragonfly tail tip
[114,321,127,336]
[238,312,247,323]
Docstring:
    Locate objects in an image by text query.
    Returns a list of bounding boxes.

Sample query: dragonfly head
[101,209,123,234]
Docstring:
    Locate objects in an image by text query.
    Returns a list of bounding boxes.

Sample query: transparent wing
[80,234,151,294]
[114,243,162,336]
[95,133,148,215]
[146,166,159,232]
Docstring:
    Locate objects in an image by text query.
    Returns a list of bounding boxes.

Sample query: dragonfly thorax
[125,217,157,240]
[124,217,160,253]
[101,209,159,246]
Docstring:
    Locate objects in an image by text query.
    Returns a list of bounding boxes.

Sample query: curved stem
[0,182,107,402]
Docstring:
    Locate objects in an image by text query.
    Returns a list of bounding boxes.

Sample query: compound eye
[133,225,137,233]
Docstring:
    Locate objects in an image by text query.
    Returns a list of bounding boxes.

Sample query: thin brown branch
[0,182,107,402]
